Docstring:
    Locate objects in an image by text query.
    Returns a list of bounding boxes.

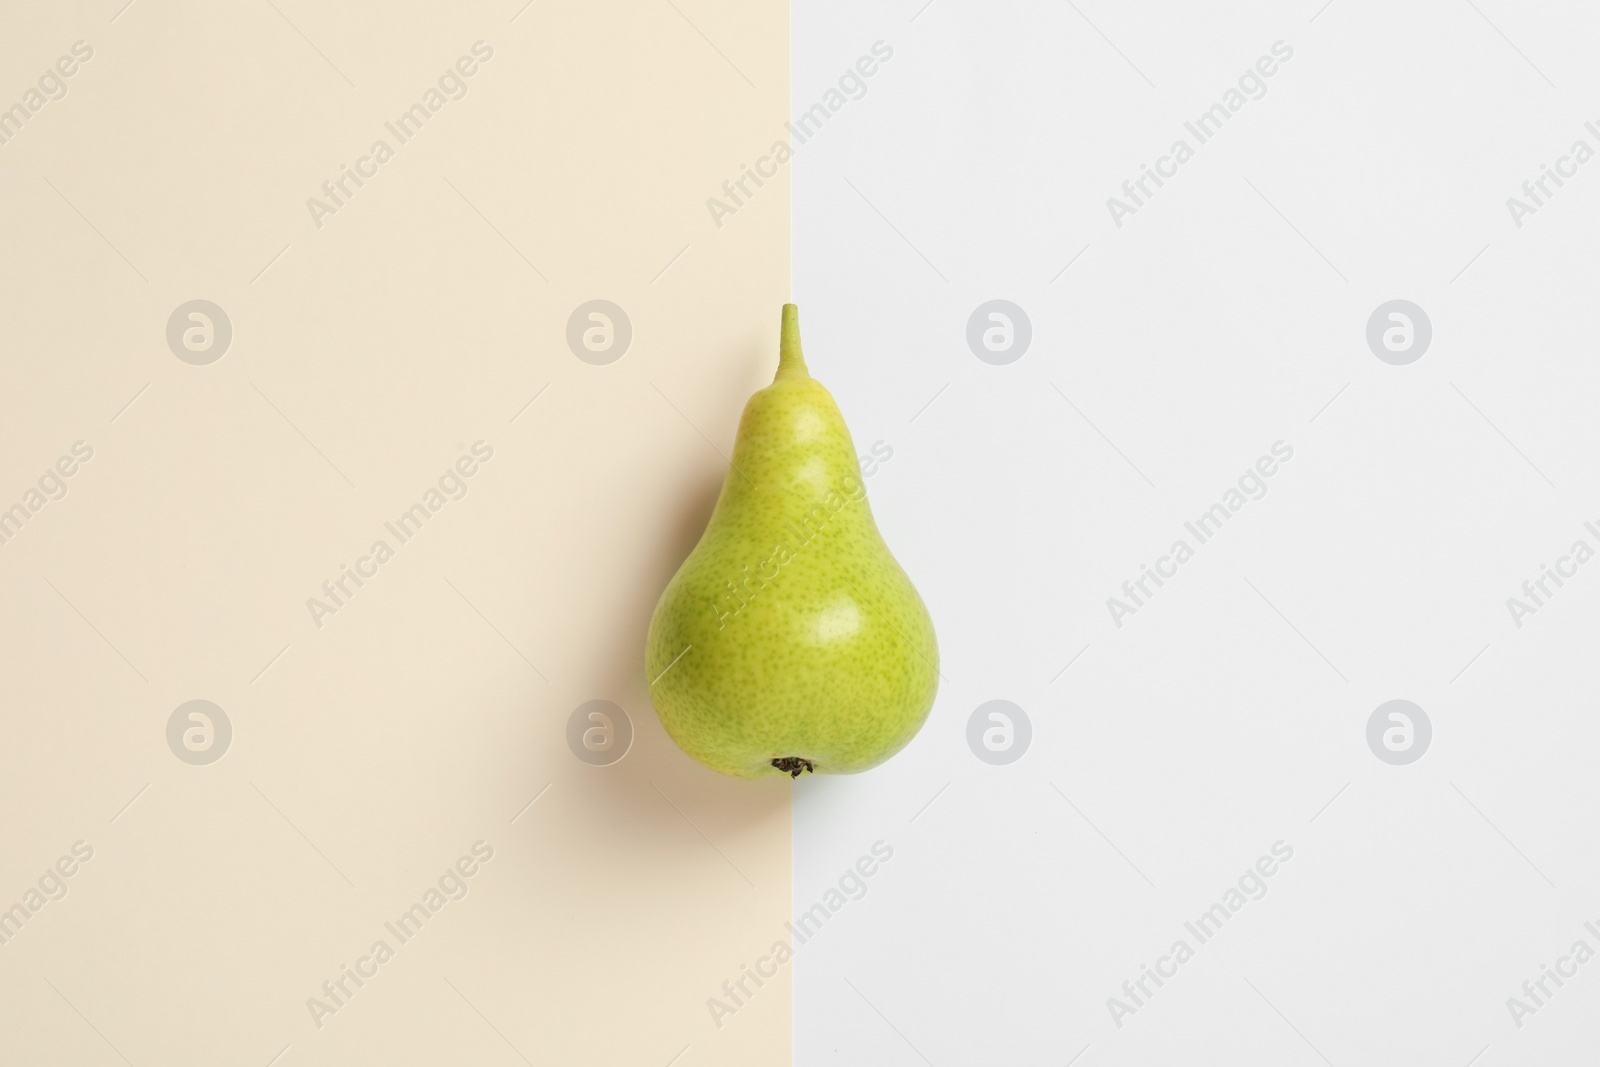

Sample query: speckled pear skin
[645,305,938,779]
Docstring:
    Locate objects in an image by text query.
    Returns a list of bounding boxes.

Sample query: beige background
[0,1,791,1063]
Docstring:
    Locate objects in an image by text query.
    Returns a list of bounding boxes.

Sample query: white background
[793,1,1600,1063]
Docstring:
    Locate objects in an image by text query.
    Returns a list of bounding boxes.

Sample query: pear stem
[776,303,809,381]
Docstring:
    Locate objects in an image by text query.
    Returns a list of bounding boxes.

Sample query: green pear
[645,305,939,779]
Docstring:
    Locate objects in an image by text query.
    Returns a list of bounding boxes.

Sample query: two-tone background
[5,1,1600,1063]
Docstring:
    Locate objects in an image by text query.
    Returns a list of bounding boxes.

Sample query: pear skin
[645,305,938,779]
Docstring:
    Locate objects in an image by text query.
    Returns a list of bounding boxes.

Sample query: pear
[645,305,939,779]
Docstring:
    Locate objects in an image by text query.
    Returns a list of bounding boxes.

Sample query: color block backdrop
[0,1,789,1064]
[791,1,1600,1064]
[11,1,1600,1064]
